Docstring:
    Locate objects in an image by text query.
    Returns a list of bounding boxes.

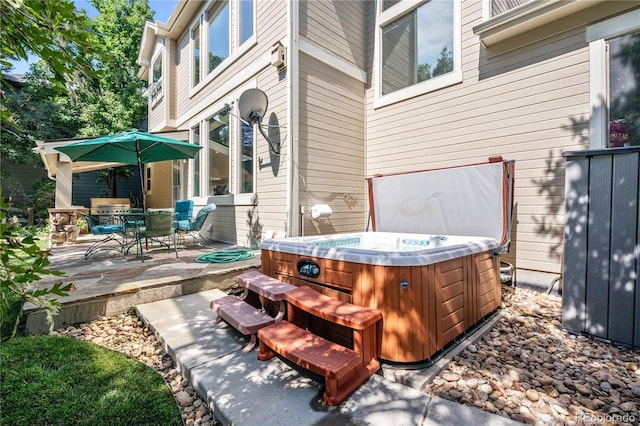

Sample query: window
[192,23,201,86]
[588,10,640,149]
[190,1,256,90]
[376,0,460,106]
[208,111,230,196]
[239,120,254,194]
[239,0,254,45]
[150,53,163,102]
[146,167,151,191]
[172,160,188,202]
[152,54,162,84]
[191,125,201,196]
[208,1,229,74]
[607,33,639,148]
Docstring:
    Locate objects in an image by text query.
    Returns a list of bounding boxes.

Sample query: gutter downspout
[286,0,300,236]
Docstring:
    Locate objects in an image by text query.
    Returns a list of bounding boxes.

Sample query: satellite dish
[237,88,280,155]
[238,88,268,125]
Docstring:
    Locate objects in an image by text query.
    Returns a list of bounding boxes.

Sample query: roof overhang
[473,0,609,46]
[137,0,203,79]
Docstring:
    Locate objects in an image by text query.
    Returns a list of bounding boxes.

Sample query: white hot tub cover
[367,157,515,252]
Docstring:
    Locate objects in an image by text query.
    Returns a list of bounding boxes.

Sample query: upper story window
[149,52,163,102]
[190,0,256,90]
[192,23,201,86]
[240,0,254,45]
[208,1,230,74]
[375,0,461,107]
[152,54,162,84]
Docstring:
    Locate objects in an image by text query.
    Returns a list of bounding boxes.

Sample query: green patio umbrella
[56,130,202,210]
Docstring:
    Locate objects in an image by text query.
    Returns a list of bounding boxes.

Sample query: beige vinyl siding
[491,0,529,17]
[146,161,174,209]
[365,2,603,274]
[148,97,165,131]
[208,66,289,245]
[175,34,191,124]
[178,1,286,125]
[169,38,177,124]
[298,53,366,236]
[299,0,368,69]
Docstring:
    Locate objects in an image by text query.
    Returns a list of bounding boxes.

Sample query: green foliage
[0,0,101,129]
[0,195,71,342]
[31,179,56,221]
[79,0,153,136]
[1,62,84,165]
[433,46,454,78]
[1,335,182,425]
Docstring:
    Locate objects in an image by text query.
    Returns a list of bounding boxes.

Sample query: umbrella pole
[138,159,146,212]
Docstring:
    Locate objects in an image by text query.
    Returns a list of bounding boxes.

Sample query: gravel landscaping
[424,286,640,425]
[53,285,639,425]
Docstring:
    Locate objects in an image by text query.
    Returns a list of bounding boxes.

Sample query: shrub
[0,194,72,341]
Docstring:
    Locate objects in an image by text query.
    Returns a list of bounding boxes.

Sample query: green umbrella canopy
[55,130,202,164]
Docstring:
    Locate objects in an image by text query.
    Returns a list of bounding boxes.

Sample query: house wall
[298,54,366,236]
[299,0,368,69]
[162,0,290,246]
[365,1,634,274]
[297,0,368,236]
[145,161,173,209]
[148,37,169,132]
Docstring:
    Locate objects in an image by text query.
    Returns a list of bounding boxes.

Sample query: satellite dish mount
[238,88,280,155]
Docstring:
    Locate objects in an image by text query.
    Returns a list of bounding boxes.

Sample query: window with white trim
[376,0,461,106]
[191,124,201,197]
[207,0,229,74]
[149,52,163,103]
[189,96,256,201]
[239,120,254,194]
[588,10,640,149]
[192,22,201,86]
[607,33,639,148]
[190,0,256,90]
[239,0,254,45]
[207,110,230,196]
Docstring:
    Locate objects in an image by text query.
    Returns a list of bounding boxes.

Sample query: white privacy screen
[370,162,506,243]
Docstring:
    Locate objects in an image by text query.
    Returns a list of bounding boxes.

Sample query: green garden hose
[194,249,255,264]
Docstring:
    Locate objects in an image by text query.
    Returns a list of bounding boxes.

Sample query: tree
[0,0,101,131]
[1,62,83,166]
[433,46,454,78]
[78,0,152,136]
[76,0,153,197]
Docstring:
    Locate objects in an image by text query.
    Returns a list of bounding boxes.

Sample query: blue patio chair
[172,199,194,230]
[175,203,216,245]
[79,212,125,260]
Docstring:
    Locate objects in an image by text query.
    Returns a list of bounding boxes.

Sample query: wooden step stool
[210,270,296,351]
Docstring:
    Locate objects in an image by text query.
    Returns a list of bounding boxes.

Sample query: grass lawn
[0,335,182,425]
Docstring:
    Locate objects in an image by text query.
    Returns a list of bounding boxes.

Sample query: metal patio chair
[174,203,216,246]
[136,210,177,263]
[79,212,125,260]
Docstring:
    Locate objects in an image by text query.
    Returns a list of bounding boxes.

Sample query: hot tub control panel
[298,259,320,278]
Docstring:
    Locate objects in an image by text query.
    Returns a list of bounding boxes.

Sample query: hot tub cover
[367,157,515,253]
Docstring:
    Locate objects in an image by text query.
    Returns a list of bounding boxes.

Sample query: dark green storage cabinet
[562,146,639,349]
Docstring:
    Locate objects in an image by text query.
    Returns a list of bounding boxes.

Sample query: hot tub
[261,158,515,363]
[262,232,502,363]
